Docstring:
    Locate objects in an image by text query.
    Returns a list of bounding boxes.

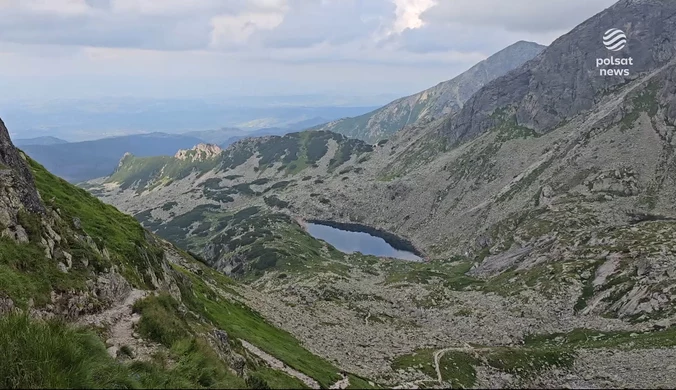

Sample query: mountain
[183,127,243,145]
[287,117,330,130]
[22,132,205,183]
[312,41,546,143]
[0,117,371,388]
[443,0,676,146]
[85,1,676,387]
[185,118,332,150]
[13,136,68,147]
[218,127,296,149]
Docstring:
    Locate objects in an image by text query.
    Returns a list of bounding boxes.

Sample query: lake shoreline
[304,219,426,259]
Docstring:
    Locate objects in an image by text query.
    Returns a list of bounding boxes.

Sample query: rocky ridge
[175,143,224,161]
[312,41,545,143]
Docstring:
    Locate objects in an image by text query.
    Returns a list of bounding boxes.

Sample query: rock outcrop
[0,118,45,214]
[175,143,223,161]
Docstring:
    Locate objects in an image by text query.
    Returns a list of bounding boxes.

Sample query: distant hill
[191,118,332,150]
[218,127,293,149]
[287,117,329,130]
[312,41,546,142]
[22,132,204,183]
[183,128,244,145]
[14,136,68,147]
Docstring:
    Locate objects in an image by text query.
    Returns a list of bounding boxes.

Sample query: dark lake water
[306,223,422,261]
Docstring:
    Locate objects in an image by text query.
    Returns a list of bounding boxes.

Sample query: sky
[0,0,618,102]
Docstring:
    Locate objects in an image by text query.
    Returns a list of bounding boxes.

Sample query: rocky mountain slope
[444,0,676,145]
[84,0,676,387]
[311,41,545,143]
[0,118,373,389]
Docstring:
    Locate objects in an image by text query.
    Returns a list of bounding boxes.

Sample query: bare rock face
[445,0,676,145]
[175,143,223,161]
[0,118,45,214]
[0,297,15,315]
[209,329,247,376]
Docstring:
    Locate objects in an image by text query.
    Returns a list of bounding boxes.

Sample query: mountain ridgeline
[312,41,545,143]
[104,131,373,194]
[13,136,69,147]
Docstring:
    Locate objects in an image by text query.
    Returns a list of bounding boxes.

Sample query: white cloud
[0,0,620,100]
[391,0,436,33]
[210,11,286,48]
[110,0,214,15]
[17,0,90,15]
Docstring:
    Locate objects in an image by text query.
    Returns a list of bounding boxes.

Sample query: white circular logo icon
[603,28,627,51]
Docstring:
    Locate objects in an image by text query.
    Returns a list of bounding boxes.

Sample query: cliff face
[444,0,676,145]
[0,117,45,244]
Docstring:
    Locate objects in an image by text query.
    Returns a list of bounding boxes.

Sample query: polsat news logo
[603,28,627,51]
[596,28,633,76]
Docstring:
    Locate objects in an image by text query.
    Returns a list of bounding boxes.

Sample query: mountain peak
[504,40,545,50]
[175,143,223,161]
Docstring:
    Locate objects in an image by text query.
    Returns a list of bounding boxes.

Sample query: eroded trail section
[77,289,159,360]
[329,374,350,389]
[240,339,321,389]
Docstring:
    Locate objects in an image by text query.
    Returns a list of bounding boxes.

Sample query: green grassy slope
[0,156,354,388]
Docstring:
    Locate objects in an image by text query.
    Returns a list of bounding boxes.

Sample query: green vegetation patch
[491,108,540,142]
[524,326,676,350]
[0,314,136,389]
[108,151,223,194]
[620,81,660,132]
[383,260,479,291]
[249,367,309,389]
[328,138,373,172]
[133,294,192,347]
[347,374,379,389]
[0,237,88,308]
[29,158,166,289]
[391,349,437,379]
[201,207,349,279]
[0,313,253,389]
[438,351,478,389]
[483,347,575,378]
[264,195,290,209]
